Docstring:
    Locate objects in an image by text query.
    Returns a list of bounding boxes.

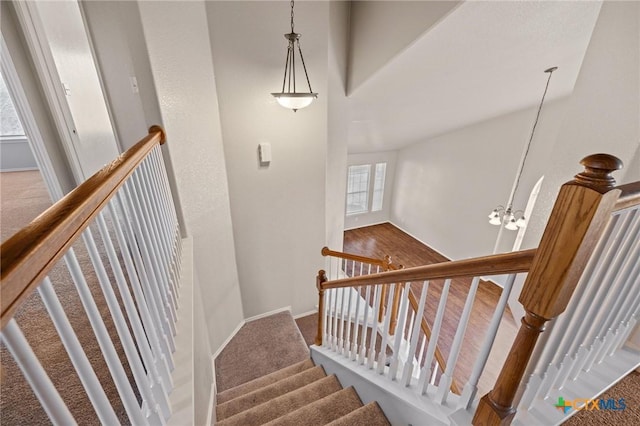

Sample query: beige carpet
[215,311,310,393]
[564,370,640,425]
[1,170,136,424]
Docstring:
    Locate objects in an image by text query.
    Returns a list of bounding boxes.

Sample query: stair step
[216,366,327,420]
[326,402,390,426]
[217,359,314,404]
[216,374,342,426]
[264,386,364,426]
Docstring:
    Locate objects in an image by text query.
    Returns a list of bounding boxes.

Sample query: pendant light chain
[510,67,556,207]
[290,0,295,33]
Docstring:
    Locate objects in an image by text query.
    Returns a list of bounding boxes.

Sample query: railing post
[473,154,623,425]
[315,270,327,346]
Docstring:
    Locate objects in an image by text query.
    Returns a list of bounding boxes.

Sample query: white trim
[343,220,390,232]
[11,2,85,183]
[205,357,215,426]
[245,306,291,323]
[0,36,64,200]
[212,320,245,360]
[1,167,39,172]
[293,309,318,319]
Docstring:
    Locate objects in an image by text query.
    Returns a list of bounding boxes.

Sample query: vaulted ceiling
[346,1,603,153]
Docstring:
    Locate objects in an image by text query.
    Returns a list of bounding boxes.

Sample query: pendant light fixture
[271,0,317,112]
[488,66,557,230]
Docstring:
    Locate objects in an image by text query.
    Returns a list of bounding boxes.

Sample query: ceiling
[346,1,603,153]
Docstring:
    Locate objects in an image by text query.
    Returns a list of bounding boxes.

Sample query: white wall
[347,1,461,94]
[35,0,120,178]
[207,1,329,318]
[391,98,569,261]
[137,2,245,422]
[345,151,398,230]
[509,1,640,320]
[1,1,75,194]
[326,1,351,252]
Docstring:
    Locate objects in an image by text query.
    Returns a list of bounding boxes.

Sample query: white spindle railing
[319,250,525,412]
[515,204,640,424]
[1,130,182,425]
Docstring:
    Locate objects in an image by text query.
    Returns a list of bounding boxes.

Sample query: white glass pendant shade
[489,216,502,226]
[272,93,317,111]
[505,218,519,230]
[516,216,526,228]
[488,209,499,219]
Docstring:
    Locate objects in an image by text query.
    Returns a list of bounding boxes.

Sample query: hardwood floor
[343,222,519,396]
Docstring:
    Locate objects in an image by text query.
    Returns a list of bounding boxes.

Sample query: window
[346,162,387,215]
[346,165,370,215]
[371,163,386,212]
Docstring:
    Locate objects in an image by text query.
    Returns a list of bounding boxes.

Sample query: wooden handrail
[320,249,536,291]
[321,246,387,267]
[406,290,460,395]
[613,181,640,211]
[1,126,166,330]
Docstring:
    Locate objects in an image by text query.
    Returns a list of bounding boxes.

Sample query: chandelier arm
[292,40,296,92]
[281,45,291,93]
[297,40,313,93]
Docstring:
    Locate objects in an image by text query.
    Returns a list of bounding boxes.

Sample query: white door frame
[11,1,86,184]
[1,36,64,201]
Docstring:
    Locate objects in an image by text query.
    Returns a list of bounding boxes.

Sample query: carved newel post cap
[574,153,623,191]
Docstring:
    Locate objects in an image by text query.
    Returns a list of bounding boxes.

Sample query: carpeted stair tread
[264,386,364,426]
[217,359,314,404]
[326,402,391,426]
[216,365,327,420]
[216,374,342,426]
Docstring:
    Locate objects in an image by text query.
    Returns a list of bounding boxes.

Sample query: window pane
[346,165,370,215]
[371,162,386,212]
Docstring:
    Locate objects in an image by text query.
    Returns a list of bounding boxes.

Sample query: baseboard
[293,309,318,319]
[0,166,39,172]
[212,320,244,360]
[206,357,216,425]
[245,306,291,323]
[388,221,454,261]
[343,219,390,232]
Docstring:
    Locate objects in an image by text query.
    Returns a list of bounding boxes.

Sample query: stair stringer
[311,345,457,426]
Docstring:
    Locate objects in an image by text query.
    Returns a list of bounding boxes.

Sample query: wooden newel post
[378,255,393,322]
[315,270,327,346]
[473,154,623,425]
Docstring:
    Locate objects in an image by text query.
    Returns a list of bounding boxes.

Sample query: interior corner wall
[137,0,244,381]
[326,1,351,251]
[345,151,397,230]
[1,1,76,194]
[390,98,569,261]
[206,1,329,319]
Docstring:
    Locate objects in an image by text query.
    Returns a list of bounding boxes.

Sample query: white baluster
[389,283,410,380]
[344,270,354,356]
[81,228,167,423]
[112,194,176,353]
[37,278,119,424]
[63,248,148,425]
[376,283,396,374]
[458,273,517,409]
[359,285,372,365]
[130,173,177,312]
[402,282,429,386]
[416,335,426,375]
[420,279,451,395]
[368,285,382,370]
[120,185,177,335]
[2,320,76,425]
[351,285,362,361]
[96,212,174,398]
[436,276,480,404]
[331,288,339,351]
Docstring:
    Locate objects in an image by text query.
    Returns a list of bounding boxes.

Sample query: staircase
[215,359,390,425]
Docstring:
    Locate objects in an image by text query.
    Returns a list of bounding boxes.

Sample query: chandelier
[271,0,317,112]
[489,66,557,230]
